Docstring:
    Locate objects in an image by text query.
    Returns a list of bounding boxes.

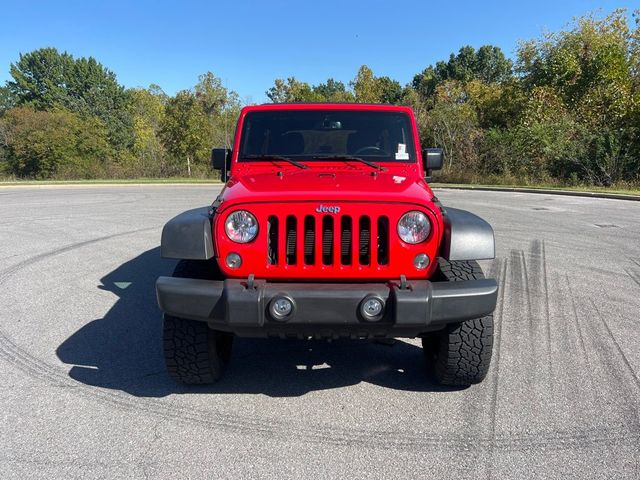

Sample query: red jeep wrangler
[156,103,498,387]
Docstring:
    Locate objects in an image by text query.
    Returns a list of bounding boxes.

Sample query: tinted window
[239,110,416,162]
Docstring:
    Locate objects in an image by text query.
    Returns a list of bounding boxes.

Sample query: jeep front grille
[267,214,390,267]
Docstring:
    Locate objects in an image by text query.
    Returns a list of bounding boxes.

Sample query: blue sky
[0,1,635,102]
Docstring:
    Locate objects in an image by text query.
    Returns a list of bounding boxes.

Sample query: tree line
[0,9,639,186]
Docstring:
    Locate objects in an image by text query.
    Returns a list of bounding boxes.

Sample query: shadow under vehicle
[56,247,461,397]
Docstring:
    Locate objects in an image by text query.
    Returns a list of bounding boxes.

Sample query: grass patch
[0,177,223,186]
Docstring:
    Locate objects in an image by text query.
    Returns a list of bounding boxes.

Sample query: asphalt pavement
[0,185,638,479]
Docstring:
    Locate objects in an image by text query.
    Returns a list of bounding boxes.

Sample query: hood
[217,167,435,211]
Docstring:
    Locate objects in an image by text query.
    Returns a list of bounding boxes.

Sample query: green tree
[412,45,513,99]
[194,72,241,148]
[480,87,581,182]
[313,78,345,98]
[443,45,478,83]
[475,45,515,83]
[159,90,210,176]
[128,86,167,176]
[313,79,355,102]
[376,76,403,104]
[349,66,404,104]
[0,107,110,179]
[0,85,15,113]
[7,48,133,152]
[195,72,235,116]
[424,80,483,172]
[465,79,526,129]
[352,65,382,103]
[515,9,639,184]
[266,77,324,103]
[267,77,357,103]
[67,55,133,151]
[7,48,73,109]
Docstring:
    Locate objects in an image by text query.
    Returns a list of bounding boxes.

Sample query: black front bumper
[156,276,498,339]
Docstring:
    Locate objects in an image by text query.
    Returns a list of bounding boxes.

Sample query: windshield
[238,109,416,163]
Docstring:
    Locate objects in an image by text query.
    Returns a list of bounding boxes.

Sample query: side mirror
[211,148,231,181]
[423,148,444,171]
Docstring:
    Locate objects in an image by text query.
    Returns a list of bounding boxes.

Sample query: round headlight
[397,211,431,244]
[225,210,258,243]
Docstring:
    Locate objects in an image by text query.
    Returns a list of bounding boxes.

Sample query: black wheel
[163,259,233,384]
[422,259,494,386]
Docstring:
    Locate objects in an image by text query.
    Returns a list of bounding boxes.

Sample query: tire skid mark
[0,229,639,452]
[589,299,640,392]
[527,240,554,388]
[456,258,504,478]
[568,279,640,434]
[520,250,534,339]
[0,332,305,444]
[0,227,158,285]
[565,274,597,393]
[1,326,638,453]
[486,258,506,435]
[502,241,566,433]
[0,190,151,211]
[624,267,640,289]
[451,258,504,478]
[553,272,612,436]
[523,240,554,389]
[507,248,535,396]
[541,240,553,385]
[486,259,507,479]
[515,245,549,387]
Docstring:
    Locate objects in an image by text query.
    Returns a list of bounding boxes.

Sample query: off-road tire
[163,259,232,384]
[423,259,494,386]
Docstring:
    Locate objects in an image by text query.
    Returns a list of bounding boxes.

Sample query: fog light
[360,296,385,321]
[270,297,294,320]
[414,253,430,270]
[225,252,242,269]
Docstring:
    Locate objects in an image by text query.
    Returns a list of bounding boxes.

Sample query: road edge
[432,185,640,202]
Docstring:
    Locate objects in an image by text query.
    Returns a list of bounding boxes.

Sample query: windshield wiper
[311,155,386,171]
[242,154,308,169]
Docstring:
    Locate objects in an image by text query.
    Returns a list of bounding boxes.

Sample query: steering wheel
[354,146,385,155]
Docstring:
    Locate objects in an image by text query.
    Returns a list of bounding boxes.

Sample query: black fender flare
[161,207,214,260]
[440,208,495,261]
